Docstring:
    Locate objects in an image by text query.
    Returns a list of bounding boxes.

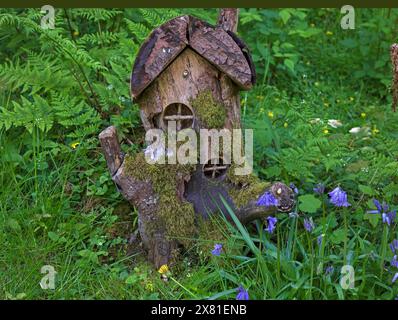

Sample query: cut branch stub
[391,43,398,112]
[217,8,239,33]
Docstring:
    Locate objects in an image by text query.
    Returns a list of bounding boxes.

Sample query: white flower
[349,126,371,136]
[310,118,322,124]
[349,127,361,134]
[327,119,342,128]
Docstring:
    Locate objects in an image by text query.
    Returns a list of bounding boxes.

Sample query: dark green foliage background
[1,8,398,299]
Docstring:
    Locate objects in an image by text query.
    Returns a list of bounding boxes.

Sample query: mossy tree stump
[99,9,295,269]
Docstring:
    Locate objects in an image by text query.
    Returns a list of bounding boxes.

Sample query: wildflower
[145,282,154,292]
[325,265,334,275]
[328,187,351,207]
[323,129,329,134]
[158,264,169,274]
[290,183,298,194]
[349,127,361,134]
[349,97,355,102]
[390,239,398,254]
[211,244,223,256]
[392,273,398,284]
[326,31,333,36]
[391,255,398,268]
[327,119,342,128]
[372,126,379,135]
[310,118,322,124]
[313,183,325,195]
[257,192,279,207]
[317,234,324,246]
[73,30,79,37]
[361,112,366,118]
[367,199,396,226]
[265,216,277,234]
[236,286,249,300]
[268,111,274,118]
[303,217,315,233]
[284,122,288,128]
[70,142,80,149]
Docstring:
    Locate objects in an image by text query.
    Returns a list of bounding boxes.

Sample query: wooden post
[391,44,398,112]
[217,8,239,33]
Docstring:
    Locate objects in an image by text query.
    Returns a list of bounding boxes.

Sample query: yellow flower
[145,282,154,292]
[268,111,274,118]
[372,126,379,135]
[70,142,80,149]
[326,31,333,36]
[349,97,355,102]
[323,129,329,134]
[284,122,288,128]
[361,112,366,118]
[158,264,169,274]
[73,31,79,37]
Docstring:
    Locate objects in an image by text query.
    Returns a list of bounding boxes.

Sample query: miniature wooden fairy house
[99,9,294,269]
[130,13,256,132]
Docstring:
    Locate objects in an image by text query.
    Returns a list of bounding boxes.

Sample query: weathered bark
[391,44,398,112]
[131,15,190,98]
[99,126,179,268]
[131,15,255,100]
[99,126,294,268]
[189,17,252,89]
[217,8,239,33]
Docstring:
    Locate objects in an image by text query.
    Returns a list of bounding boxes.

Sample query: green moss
[124,153,196,248]
[227,163,271,208]
[190,91,226,129]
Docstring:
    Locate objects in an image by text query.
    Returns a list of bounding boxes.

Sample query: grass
[1,8,398,300]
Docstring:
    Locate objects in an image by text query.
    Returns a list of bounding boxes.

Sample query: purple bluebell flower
[390,239,398,254]
[211,243,223,256]
[328,187,351,207]
[257,191,278,207]
[391,255,398,268]
[313,183,325,195]
[325,265,334,275]
[290,183,299,194]
[303,217,315,233]
[392,273,398,284]
[317,234,324,246]
[367,199,396,226]
[236,286,249,300]
[265,216,277,234]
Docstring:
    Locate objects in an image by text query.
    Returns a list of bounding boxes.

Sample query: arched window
[161,103,194,131]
